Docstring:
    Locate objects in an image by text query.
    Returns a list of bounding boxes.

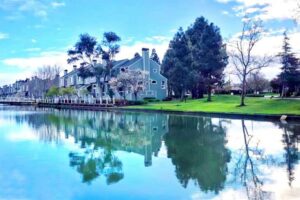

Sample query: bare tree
[34,65,61,96]
[294,0,300,23]
[35,65,61,80]
[246,71,270,94]
[229,18,273,106]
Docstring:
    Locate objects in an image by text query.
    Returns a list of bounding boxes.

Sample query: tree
[230,18,272,106]
[35,65,61,80]
[134,52,141,58]
[46,86,60,98]
[67,34,100,66]
[162,28,193,100]
[278,32,300,97]
[67,32,121,99]
[270,77,282,94]
[187,17,228,102]
[246,71,269,94]
[294,0,300,23]
[61,87,77,98]
[34,65,61,96]
[100,32,121,77]
[150,48,160,64]
[109,69,147,101]
[67,34,103,95]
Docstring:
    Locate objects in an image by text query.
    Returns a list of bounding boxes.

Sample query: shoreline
[1,101,300,122]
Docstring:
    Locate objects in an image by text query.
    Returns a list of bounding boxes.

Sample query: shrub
[163,97,173,101]
[114,99,146,106]
[143,97,159,102]
[246,94,265,97]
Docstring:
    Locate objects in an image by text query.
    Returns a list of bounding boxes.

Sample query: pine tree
[186,17,228,102]
[162,28,192,99]
[279,32,300,97]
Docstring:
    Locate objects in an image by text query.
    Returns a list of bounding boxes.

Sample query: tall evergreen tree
[186,17,228,102]
[279,32,300,97]
[150,48,160,64]
[162,28,192,99]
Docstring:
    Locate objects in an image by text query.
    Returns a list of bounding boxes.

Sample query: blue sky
[0,0,299,85]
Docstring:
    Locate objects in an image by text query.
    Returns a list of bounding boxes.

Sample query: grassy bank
[128,95,300,115]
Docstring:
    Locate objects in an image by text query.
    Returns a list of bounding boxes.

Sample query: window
[153,69,157,73]
[162,81,166,89]
[151,80,157,84]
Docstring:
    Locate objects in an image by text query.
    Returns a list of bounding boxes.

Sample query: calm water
[0,105,299,200]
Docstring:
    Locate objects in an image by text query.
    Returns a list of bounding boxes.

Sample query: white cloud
[0,32,9,40]
[0,72,32,86]
[117,40,169,60]
[3,51,69,69]
[51,2,65,8]
[222,11,230,16]
[216,0,300,21]
[1,51,71,82]
[146,35,171,43]
[6,130,38,142]
[0,0,65,19]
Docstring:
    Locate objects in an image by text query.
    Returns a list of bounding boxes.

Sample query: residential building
[60,48,168,101]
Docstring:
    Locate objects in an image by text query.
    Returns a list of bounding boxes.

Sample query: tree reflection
[237,120,269,200]
[277,122,300,186]
[12,109,168,184]
[164,116,231,193]
[69,149,123,184]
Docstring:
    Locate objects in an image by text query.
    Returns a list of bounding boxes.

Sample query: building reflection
[12,109,169,183]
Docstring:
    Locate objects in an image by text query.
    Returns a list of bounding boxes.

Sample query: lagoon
[0,104,299,200]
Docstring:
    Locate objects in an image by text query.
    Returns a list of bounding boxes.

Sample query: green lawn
[128,95,300,115]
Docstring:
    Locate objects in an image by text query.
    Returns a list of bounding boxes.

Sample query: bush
[143,97,160,102]
[246,94,265,97]
[128,100,145,105]
[115,99,146,106]
[163,97,173,101]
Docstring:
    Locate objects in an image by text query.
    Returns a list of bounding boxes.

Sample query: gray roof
[62,57,142,78]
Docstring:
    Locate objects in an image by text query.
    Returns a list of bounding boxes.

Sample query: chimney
[64,69,68,76]
[92,59,97,66]
[73,65,77,71]
[142,48,150,72]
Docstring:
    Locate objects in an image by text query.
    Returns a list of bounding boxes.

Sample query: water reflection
[278,122,300,186]
[1,105,299,199]
[164,115,231,194]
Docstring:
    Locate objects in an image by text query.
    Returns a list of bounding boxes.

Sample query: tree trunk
[167,84,172,98]
[281,84,285,98]
[207,84,212,102]
[240,75,246,106]
[134,92,138,101]
[180,89,185,101]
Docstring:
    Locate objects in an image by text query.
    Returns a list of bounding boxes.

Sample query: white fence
[0,96,116,105]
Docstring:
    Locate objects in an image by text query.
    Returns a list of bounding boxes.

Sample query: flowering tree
[109,69,147,101]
